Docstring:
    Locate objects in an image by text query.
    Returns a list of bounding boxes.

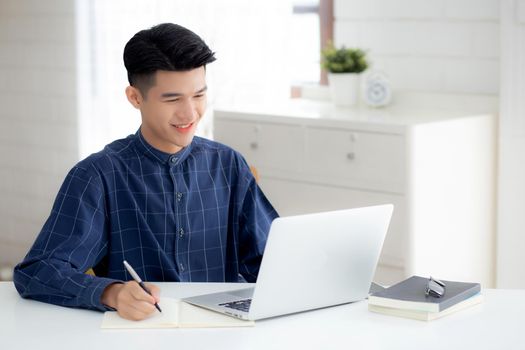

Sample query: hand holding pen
[123,260,162,313]
[100,261,162,321]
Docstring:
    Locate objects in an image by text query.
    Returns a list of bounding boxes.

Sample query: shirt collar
[134,128,194,166]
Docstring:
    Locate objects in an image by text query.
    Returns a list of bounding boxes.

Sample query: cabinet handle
[346,152,355,160]
[250,142,258,150]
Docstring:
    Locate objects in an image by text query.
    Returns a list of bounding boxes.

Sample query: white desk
[1,282,523,350]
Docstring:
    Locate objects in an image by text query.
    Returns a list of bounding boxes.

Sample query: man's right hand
[101,281,161,321]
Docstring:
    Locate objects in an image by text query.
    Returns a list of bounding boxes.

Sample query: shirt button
[179,228,184,237]
[176,192,183,201]
[179,263,185,272]
[170,156,178,164]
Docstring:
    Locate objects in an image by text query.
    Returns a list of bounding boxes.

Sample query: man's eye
[165,99,179,103]
[194,94,204,98]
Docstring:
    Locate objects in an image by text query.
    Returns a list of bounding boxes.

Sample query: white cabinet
[304,128,406,193]
[214,100,496,287]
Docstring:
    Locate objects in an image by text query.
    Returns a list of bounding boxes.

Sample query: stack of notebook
[368,276,483,321]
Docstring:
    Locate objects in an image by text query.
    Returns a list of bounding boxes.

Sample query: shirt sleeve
[234,155,279,282]
[13,164,120,311]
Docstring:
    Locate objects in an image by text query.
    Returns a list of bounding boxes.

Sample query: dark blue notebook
[368,275,481,312]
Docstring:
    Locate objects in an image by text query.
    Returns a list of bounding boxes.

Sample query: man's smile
[171,122,195,133]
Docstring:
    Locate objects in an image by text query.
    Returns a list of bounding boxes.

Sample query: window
[291,0,333,90]
[76,0,333,156]
[290,1,321,84]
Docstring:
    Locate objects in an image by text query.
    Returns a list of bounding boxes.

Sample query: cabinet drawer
[214,119,304,173]
[259,177,407,275]
[305,128,405,193]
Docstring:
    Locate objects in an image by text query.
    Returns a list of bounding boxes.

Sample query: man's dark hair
[123,23,216,96]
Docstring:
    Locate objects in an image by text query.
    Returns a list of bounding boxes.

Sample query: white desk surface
[1,282,524,350]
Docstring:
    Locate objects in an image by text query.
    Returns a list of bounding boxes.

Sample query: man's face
[128,68,207,154]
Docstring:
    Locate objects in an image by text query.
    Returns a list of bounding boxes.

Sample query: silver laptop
[183,204,393,321]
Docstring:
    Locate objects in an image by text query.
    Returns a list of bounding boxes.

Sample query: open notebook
[101,297,255,329]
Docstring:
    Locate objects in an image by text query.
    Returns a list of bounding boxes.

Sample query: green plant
[321,44,368,74]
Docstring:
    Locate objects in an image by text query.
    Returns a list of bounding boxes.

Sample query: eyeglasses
[425,276,446,298]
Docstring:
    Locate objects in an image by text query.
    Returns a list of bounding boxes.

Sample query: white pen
[123,260,162,312]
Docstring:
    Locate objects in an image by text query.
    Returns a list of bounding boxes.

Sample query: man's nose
[178,99,197,120]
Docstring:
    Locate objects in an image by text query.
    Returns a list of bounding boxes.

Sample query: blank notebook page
[101,297,254,329]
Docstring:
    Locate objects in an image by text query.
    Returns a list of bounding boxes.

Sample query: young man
[13,23,278,321]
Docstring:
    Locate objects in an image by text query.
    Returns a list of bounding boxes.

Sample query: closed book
[101,297,254,329]
[369,293,483,321]
[368,275,481,313]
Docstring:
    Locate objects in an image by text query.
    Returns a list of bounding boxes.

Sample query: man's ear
[125,86,143,109]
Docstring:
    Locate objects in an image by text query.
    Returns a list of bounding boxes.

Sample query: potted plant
[321,44,368,106]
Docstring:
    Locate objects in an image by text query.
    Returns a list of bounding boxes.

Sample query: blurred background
[0,0,524,288]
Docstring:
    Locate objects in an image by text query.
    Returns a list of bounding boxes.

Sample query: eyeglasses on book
[425,276,446,298]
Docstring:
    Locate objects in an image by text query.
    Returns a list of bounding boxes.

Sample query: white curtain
[76,0,293,157]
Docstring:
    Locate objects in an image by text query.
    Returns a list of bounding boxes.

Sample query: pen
[123,260,162,313]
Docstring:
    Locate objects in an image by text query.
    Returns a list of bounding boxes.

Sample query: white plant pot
[328,72,360,106]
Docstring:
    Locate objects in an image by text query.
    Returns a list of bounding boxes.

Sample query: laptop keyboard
[219,298,252,312]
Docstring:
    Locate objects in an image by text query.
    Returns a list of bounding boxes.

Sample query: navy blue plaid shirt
[13,130,278,311]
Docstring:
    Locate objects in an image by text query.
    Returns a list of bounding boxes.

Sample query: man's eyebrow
[195,86,208,94]
[161,92,183,99]
[160,86,207,99]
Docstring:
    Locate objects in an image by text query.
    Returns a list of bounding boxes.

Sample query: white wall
[497,0,525,288]
[0,0,78,269]
[334,0,500,95]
